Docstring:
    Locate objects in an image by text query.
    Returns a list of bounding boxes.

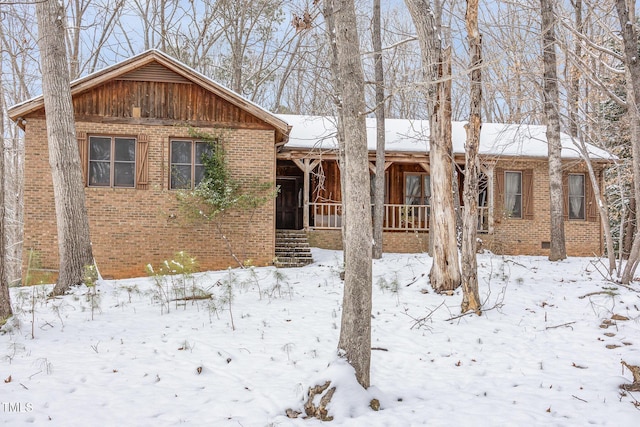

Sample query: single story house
[276,116,612,256]
[8,50,612,280]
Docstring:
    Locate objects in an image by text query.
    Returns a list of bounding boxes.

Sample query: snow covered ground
[1,249,639,426]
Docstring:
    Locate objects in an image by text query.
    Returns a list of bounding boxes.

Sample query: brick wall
[488,158,603,257]
[308,229,429,254]
[23,119,276,279]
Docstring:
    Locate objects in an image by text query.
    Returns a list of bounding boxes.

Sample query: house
[9,50,290,280]
[9,51,611,280]
[274,115,612,257]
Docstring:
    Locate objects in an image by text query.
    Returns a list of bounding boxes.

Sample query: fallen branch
[445,300,504,322]
[545,321,576,330]
[170,294,212,302]
[616,283,639,293]
[579,290,617,299]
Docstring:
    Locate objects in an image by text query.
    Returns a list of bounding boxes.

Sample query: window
[405,173,430,205]
[170,140,214,189]
[504,171,522,218]
[369,172,389,204]
[88,136,136,187]
[568,174,585,220]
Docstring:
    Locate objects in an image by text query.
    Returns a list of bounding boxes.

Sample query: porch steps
[274,230,314,268]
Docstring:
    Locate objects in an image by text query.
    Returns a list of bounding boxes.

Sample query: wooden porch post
[292,158,321,230]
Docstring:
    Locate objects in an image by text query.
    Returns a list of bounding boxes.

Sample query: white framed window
[504,171,522,218]
[568,174,585,220]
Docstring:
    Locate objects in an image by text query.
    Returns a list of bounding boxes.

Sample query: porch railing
[310,202,489,233]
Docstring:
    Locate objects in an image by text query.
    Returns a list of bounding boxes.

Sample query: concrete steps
[274,230,314,268]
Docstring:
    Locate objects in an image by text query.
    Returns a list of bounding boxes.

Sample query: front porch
[275,156,493,236]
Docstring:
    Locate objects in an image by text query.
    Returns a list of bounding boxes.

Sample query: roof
[8,50,291,141]
[277,115,614,161]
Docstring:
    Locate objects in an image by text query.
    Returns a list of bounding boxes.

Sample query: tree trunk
[461,0,482,315]
[322,0,347,259]
[541,0,566,261]
[405,0,461,292]
[568,0,582,138]
[325,0,373,389]
[623,196,635,260]
[616,0,640,283]
[429,48,461,292]
[372,0,386,260]
[0,65,12,324]
[36,0,94,295]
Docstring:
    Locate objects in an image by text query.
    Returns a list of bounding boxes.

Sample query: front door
[276,177,302,229]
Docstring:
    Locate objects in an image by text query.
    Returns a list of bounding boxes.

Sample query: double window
[568,173,585,220]
[170,140,214,190]
[88,136,136,187]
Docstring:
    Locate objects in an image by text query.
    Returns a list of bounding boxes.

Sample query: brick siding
[23,119,276,279]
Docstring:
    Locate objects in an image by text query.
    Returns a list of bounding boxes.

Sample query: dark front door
[276,177,302,229]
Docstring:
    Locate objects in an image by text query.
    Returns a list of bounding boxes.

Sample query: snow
[278,115,614,160]
[1,249,639,426]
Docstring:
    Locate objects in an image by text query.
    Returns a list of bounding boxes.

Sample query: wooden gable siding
[69,79,271,127]
[116,62,191,84]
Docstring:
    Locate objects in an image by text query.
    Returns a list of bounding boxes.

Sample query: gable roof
[8,50,291,142]
[278,115,614,161]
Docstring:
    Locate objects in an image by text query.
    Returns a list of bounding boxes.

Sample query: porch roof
[277,115,613,161]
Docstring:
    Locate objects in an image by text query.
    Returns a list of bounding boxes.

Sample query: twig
[405,300,446,329]
[405,276,421,287]
[170,294,212,302]
[371,347,388,351]
[572,395,588,403]
[503,259,531,270]
[445,300,503,321]
[20,383,28,390]
[616,283,639,293]
[545,321,576,330]
[579,291,617,299]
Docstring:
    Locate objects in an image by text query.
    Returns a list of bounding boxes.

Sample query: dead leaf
[4,375,11,383]
[611,314,629,321]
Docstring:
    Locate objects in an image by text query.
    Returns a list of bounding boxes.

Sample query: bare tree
[0,68,13,325]
[405,0,461,292]
[461,0,482,315]
[615,0,640,283]
[1,3,39,287]
[328,0,373,389]
[65,0,126,78]
[541,0,566,261]
[372,0,386,259]
[35,0,94,294]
